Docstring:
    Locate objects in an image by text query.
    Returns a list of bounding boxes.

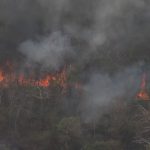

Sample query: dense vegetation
[0,82,149,150]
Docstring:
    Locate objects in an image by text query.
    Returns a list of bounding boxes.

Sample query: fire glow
[136,73,150,101]
[0,63,68,88]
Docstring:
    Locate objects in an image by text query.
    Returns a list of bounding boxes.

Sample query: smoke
[15,0,150,120]
[0,1,149,149]
[90,0,149,48]
[81,64,143,122]
[0,0,148,68]
[19,31,74,69]
[0,0,149,119]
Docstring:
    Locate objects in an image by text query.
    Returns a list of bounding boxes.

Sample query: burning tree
[136,73,150,101]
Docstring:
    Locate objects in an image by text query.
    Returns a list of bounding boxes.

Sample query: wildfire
[136,73,150,101]
[0,71,4,82]
[0,60,83,96]
[0,63,68,88]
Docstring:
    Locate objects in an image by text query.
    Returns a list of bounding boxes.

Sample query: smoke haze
[0,0,150,120]
[81,64,143,122]
[19,31,74,69]
[0,0,148,66]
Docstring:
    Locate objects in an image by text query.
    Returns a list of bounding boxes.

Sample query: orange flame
[0,64,68,88]
[0,71,4,82]
[136,73,150,101]
[0,61,83,95]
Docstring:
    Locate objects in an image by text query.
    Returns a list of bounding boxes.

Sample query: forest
[0,0,150,149]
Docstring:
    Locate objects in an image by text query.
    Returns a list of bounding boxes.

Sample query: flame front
[0,61,83,95]
[136,73,150,101]
[0,65,68,88]
[0,71,4,82]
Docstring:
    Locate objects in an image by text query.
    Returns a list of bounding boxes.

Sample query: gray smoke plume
[81,64,143,122]
[0,0,149,149]
[0,0,149,119]
[19,31,74,69]
[12,0,149,71]
[15,0,150,121]
[0,0,148,68]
